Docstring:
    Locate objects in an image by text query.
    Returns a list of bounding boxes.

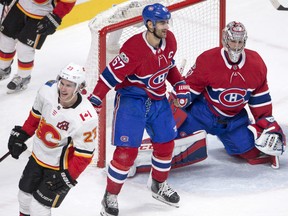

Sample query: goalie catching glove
[172,81,192,109]
[8,126,30,159]
[248,116,286,156]
[37,13,62,35]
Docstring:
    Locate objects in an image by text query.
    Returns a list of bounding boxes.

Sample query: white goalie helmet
[222,21,248,63]
[57,63,86,94]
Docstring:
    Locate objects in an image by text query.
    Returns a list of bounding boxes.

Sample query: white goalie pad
[255,130,285,156]
[128,130,208,177]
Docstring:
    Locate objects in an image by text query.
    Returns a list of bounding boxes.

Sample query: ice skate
[247,153,280,169]
[7,75,31,94]
[151,178,180,208]
[0,66,11,81]
[100,191,119,216]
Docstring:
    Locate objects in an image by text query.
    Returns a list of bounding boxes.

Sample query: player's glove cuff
[37,13,62,35]
[173,81,192,109]
[88,94,102,114]
[45,170,77,194]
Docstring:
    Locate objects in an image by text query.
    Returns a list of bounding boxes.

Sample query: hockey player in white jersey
[0,0,76,93]
[7,63,98,216]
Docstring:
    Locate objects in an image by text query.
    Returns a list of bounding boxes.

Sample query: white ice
[1,0,288,215]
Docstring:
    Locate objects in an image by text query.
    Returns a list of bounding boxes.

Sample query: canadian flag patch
[80,110,92,121]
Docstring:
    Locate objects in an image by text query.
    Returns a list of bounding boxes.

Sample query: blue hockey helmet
[142,3,171,26]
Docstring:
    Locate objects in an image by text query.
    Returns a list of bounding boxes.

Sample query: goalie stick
[0,151,10,162]
[270,0,288,10]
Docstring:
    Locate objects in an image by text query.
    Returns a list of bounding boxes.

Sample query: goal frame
[95,0,226,168]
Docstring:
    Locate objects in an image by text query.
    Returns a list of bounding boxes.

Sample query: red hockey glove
[173,81,192,109]
[88,94,102,114]
[248,116,286,156]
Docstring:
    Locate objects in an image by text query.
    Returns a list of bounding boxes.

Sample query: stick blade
[270,0,288,10]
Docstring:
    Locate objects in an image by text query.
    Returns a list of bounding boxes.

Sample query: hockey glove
[88,94,102,114]
[248,116,286,156]
[0,0,12,5]
[36,13,62,35]
[168,92,188,128]
[8,126,30,159]
[45,170,77,195]
[173,81,192,109]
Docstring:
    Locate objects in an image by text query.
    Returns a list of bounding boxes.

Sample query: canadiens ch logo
[148,67,169,89]
[219,88,246,107]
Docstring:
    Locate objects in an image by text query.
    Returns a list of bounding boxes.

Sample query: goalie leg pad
[129,131,207,177]
[171,131,208,169]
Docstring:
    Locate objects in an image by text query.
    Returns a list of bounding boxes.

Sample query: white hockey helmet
[222,21,247,63]
[57,63,86,94]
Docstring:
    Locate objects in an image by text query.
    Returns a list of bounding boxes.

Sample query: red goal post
[85,0,226,168]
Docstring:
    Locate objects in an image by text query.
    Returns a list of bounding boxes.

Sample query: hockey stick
[0,151,10,162]
[270,0,288,10]
[179,58,187,75]
[0,1,7,26]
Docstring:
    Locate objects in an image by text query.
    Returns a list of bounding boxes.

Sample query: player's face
[227,40,244,52]
[58,79,77,103]
[154,20,169,38]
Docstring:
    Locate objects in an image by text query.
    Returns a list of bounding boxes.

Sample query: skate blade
[100,207,117,216]
[6,85,28,94]
[271,156,280,169]
[0,75,10,81]
[152,193,180,208]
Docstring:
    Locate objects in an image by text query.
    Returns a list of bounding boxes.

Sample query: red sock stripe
[18,60,34,70]
[0,50,16,61]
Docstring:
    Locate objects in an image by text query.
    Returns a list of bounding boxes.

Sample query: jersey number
[83,127,97,143]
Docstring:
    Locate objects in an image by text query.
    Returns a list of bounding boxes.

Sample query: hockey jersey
[22,81,98,179]
[93,30,183,100]
[185,47,272,120]
[17,0,75,19]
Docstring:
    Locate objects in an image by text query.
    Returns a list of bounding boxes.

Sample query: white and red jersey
[93,30,183,100]
[17,0,75,19]
[22,81,98,179]
[185,47,272,120]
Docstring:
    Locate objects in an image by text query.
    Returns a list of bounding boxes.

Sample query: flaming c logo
[36,118,61,148]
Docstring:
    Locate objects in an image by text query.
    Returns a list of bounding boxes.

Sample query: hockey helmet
[142,3,171,26]
[222,21,248,63]
[57,62,86,94]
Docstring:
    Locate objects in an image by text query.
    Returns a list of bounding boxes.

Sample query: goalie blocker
[128,130,207,177]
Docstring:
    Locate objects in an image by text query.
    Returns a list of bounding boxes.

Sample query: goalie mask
[142,3,171,27]
[57,63,86,95]
[222,21,247,63]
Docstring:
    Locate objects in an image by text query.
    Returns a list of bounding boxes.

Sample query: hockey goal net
[85,0,226,168]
